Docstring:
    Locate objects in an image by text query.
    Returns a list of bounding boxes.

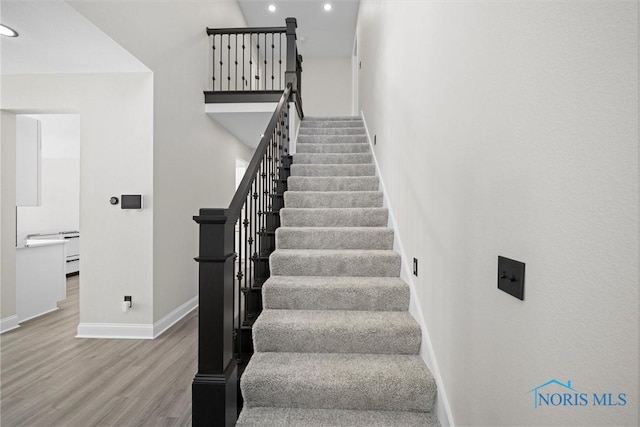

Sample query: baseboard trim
[76,322,154,339]
[1,315,20,334]
[153,295,198,338]
[76,296,198,340]
[361,111,455,427]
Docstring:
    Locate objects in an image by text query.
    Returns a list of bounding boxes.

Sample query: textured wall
[1,111,17,321]
[69,0,253,323]
[356,1,638,425]
[302,56,353,117]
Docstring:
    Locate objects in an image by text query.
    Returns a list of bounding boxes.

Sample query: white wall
[1,111,17,322]
[301,56,352,116]
[68,1,254,323]
[2,73,155,326]
[16,114,80,244]
[356,1,638,426]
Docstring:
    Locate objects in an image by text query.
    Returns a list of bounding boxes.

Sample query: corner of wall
[361,111,454,427]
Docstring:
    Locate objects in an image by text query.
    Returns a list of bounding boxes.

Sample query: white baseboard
[76,296,198,340]
[76,322,154,339]
[153,295,198,338]
[361,111,455,427]
[1,315,20,334]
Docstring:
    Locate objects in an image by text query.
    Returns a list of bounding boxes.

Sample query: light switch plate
[498,256,525,300]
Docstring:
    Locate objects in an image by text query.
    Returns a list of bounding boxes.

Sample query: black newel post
[192,208,238,427]
[284,18,298,94]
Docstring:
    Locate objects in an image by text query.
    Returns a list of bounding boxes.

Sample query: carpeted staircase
[237,117,440,426]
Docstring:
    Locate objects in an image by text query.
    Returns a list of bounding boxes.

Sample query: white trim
[204,102,277,114]
[19,307,59,323]
[1,315,20,334]
[76,322,154,339]
[153,295,198,338]
[361,111,455,427]
[75,297,198,340]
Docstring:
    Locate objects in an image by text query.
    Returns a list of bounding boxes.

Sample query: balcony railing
[205,17,303,115]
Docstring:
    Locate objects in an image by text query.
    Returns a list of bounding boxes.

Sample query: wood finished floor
[1,275,195,426]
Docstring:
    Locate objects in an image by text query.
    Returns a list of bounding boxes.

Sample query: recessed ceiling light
[323,3,332,11]
[268,4,276,12]
[0,24,18,37]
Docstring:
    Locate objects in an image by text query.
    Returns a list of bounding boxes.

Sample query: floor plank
[1,276,195,426]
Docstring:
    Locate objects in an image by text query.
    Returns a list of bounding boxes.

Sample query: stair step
[284,191,383,208]
[280,208,388,227]
[298,127,365,136]
[263,276,409,311]
[296,142,369,153]
[241,352,437,412]
[276,227,393,250]
[303,116,362,121]
[297,135,368,145]
[270,249,401,277]
[293,153,372,165]
[237,407,440,427]
[253,309,421,354]
[287,176,379,192]
[300,120,363,128]
[290,164,375,177]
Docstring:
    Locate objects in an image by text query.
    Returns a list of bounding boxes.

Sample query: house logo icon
[527,379,578,408]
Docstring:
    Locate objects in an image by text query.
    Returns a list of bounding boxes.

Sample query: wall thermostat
[121,194,143,210]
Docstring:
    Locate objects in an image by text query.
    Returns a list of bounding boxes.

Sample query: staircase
[236,117,440,426]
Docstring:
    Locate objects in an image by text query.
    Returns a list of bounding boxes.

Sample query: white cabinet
[16,241,66,322]
[16,115,41,206]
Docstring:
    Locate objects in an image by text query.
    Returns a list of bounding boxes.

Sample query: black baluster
[227,34,231,90]
[242,34,246,91]
[279,32,282,90]
[235,34,238,90]
[219,34,223,92]
[211,34,216,90]
[271,32,275,90]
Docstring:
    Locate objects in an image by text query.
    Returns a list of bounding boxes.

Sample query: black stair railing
[206,17,302,105]
[192,84,299,426]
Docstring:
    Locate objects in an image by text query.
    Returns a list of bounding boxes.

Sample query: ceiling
[0,0,148,75]
[238,0,359,57]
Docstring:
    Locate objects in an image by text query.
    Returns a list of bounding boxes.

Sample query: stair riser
[270,252,401,277]
[280,208,389,227]
[300,121,363,128]
[253,313,421,354]
[296,143,370,154]
[293,153,372,165]
[287,177,379,192]
[276,228,393,250]
[263,283,410,311]
[297,135,368,145]
[298,127,365,136]
[284,192,383,208]
[290,164,375,177]
[241,353,436,412]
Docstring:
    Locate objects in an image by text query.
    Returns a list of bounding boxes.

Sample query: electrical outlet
[413,258,418,276]
[124,295,132,307]
[497,256,525,300]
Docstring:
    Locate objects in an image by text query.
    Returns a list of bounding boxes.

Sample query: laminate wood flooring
[1,275,195,427]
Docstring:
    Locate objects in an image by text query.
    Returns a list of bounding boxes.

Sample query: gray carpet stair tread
[293,153,372,164]
[296,142,370,153]
[288,176,379,191]
[237,407,440,426]
[276,227,393,250]
[290,164,375,177]
[304,116,362,121]
[253,309,421,354]
[270,249,401,277]
[284,191,383,208]
[300,120,364,128]
[280,207,388,227]
[263,276,410,311]
[298,127,365,135]
[241,352,437,412]
[297,135,368,145]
